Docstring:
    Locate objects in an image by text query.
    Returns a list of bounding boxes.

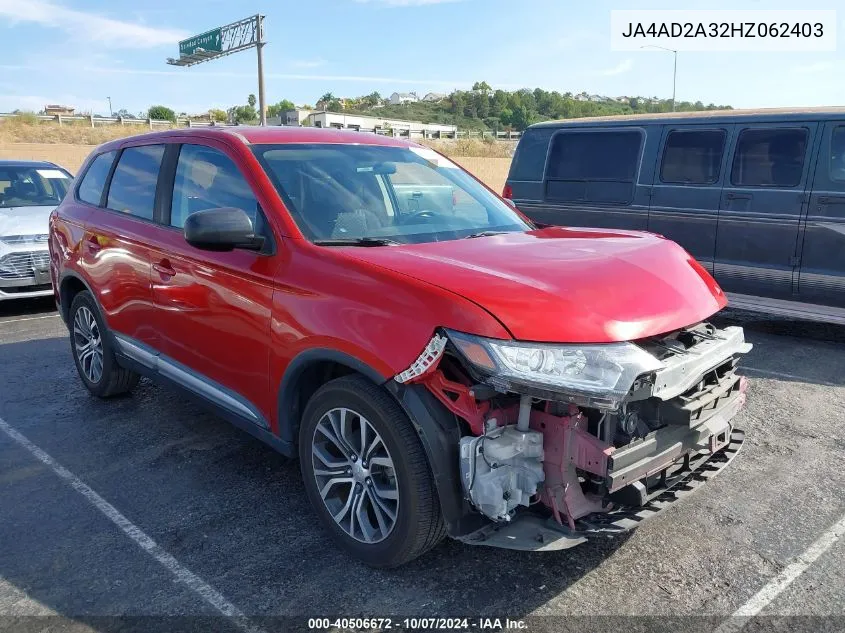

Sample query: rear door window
[660,130,726,185]
[545,130,642,204]
[730,128,808,188]
[106,145,165,220]
[508,127,554,181]
[77,151,116,206]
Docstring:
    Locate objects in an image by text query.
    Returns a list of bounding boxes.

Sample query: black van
[504,108,845,324]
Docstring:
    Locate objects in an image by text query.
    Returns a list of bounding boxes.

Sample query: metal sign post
[167,15,267,125]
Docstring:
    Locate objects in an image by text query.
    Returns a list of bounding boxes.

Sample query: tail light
[502,184,513,200]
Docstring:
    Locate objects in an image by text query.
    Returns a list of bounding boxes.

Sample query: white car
[0,160,72,301]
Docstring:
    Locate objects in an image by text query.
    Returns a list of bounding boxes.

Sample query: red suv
[50,127,750,567]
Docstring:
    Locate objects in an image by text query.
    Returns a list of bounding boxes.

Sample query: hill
[325,83,733,131]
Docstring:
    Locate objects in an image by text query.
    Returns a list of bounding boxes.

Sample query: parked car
[504,107,845,324]
[50,127,750,567]
[0,160,72,301]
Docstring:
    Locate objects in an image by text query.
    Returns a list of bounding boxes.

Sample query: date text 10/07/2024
[307,618,528,630]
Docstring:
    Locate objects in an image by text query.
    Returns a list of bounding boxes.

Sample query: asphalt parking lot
[0,298,843,633]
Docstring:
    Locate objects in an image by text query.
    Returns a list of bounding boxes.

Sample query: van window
[106,145,165,220]
[730,128,808,188]
[77,151,116,206]
[660,130,726,185]
[508,128,554,181]
[830,126,845,182]
[545,130,642,204]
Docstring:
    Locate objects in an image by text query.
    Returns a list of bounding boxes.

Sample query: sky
[0,0,843,116]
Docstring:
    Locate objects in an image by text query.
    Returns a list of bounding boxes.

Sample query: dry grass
[0,116,517,158]
[422,138,517,158]
[0,116,515,187]
[451,157,512,193]
[0,116,169,145]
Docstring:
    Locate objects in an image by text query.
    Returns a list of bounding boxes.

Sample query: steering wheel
[399,209,448,225]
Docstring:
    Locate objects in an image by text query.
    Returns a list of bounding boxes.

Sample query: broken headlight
[445,329,664,409]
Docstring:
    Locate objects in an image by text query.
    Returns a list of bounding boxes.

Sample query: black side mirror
[183,207,264,252]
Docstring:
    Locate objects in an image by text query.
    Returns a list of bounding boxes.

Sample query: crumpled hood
[0,206,54,239]
[342,227,727,343]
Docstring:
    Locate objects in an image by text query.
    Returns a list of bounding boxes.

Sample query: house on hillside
[389,92,419,105]
[422,93,446,103]
[44,104,75,116]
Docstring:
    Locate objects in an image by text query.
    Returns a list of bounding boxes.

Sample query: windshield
[0,165,72,209]
[253,144,529,244]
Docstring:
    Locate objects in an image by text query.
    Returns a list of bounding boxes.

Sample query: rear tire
[299,374,446,567]
[69,291,140,398]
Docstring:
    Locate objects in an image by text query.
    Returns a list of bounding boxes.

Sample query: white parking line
[741,366,840,388]
[0,416,265,633]
[713,512,845,633]
[0,314,60,325]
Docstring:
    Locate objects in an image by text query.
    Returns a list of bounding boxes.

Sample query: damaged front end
[394,323,751,551]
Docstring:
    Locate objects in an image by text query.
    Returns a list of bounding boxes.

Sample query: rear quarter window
[508,128,554,181]
[76,151,117,206]
[544,129,643,204]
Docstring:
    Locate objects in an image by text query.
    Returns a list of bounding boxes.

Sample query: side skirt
[113,336,295,458]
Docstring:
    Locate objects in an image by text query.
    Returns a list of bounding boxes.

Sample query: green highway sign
[179,28,223,56]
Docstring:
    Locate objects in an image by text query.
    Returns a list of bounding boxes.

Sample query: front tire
[69,291,140,398]
[299,375,446,567]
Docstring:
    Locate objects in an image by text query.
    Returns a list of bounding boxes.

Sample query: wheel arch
[58,271,96,325]
[277,348,483,538]
[277,348,388,448]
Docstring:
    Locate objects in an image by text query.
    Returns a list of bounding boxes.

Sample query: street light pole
[640,45,678,111]
[256,14,266,126]
[107,96,112,117]
[671,49,677,112]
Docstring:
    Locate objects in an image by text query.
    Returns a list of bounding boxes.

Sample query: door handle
[819,196,845,204]
[725,192,751,201]
[153,260,176,277]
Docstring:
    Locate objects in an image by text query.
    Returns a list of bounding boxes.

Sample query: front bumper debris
[456,429,744,551]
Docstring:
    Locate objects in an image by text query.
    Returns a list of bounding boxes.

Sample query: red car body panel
[50,126,727,436]
[335,226,727,344]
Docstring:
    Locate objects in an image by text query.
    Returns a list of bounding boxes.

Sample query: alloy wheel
[73,305,104,383]
[311,407,399,544]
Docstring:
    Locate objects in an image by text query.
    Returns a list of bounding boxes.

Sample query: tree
[472,91,489,119]
[327,100,343,112]
[510,104,537,130]
[363,91,382,107]
[472,81,492,93]
[209,108,227,122]
[490,90,508,117]
[266,99,296,118]
[448,92,466,115]
[147,105,176,122]
[114,108,135,119]
[247,94,257,108]
[228,105,257,124]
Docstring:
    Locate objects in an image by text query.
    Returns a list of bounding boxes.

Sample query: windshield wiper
[463,230,509,239]
[313,237,401,247]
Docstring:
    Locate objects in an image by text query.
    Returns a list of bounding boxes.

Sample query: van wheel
[69,291,140,398]
[299,375,446,567]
